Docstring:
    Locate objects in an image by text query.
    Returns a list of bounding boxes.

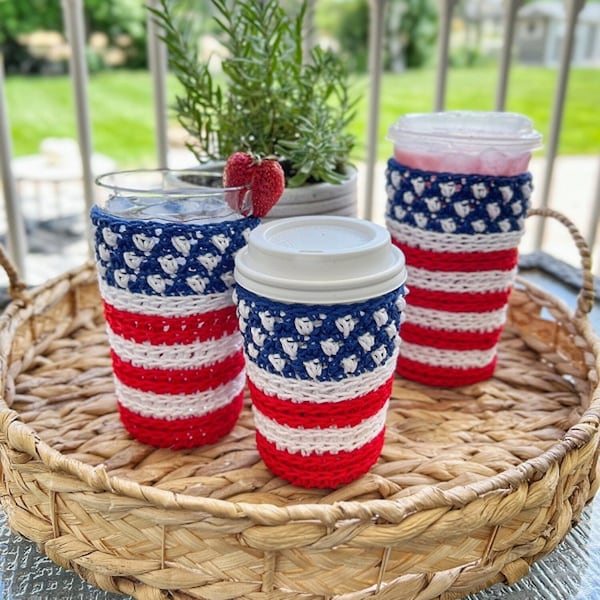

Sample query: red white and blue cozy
[91,206,259,449]
[234,285,405,488]
[385,158,532,387]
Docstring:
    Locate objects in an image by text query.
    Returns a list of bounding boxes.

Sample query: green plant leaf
[149,0,356,184]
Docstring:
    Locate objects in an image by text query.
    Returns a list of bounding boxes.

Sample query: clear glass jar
[94,168,252,223]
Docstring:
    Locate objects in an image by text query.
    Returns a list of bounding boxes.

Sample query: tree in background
[332,0,438,72]
[85,0,147,69]
[0,0,61,73]
[334,0,370,72]
[0,0,440,76]
[392,0,437,70]
[0,0,147,73]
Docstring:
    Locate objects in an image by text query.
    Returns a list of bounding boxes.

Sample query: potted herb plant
[150,0,358,219]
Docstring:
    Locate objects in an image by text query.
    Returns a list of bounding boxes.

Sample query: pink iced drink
[393,147,532,176]
[389,111,542,176]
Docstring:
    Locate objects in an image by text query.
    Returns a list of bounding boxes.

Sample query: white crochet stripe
[253,401,388,455]
[246,347,398,403]
[407,266,517,294]
[386,218,523,253]
[406,305,507,333]
[98,278,232,317]
[107,326,242,369]
[114,370,246,420]
[399,342,496,369]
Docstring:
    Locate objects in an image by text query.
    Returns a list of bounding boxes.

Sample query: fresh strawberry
[223,152,285,217]
[250,158,285,217]
[223,152,254,213]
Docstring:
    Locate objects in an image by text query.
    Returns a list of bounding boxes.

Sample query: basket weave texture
[0,208,599,600]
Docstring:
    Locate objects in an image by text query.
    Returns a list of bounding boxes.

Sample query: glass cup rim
[95,168,250,198]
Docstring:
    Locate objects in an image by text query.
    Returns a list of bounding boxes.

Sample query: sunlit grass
[5,70,175,167]
[5,65,600,169]
[350,66,600,162]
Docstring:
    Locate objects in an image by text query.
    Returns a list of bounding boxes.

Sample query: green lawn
[5,70,168,167]
[349,65,600,163]
[4,66,600,169]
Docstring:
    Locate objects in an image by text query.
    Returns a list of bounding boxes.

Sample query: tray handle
[0,211,594,317]
[526,207,595,319]
[0,244,27,301]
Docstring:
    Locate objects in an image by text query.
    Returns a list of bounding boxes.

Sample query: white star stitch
[186,275,209,293]
[320,339,341,356]
[132,233,160,253]
[102,227,120,247]
[303,359,322,379]
[171,235,194,256]
[123,252,144,270]
[211,233,231,253]
[280,337,299,359]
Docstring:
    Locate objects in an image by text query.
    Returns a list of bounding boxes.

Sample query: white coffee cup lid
[234,216,406,304]
[387,111,543,155]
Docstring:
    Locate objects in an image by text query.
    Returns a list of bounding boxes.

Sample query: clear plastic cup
[388,111,542,176]
[385,112,542,387]
[91,169,260,448]
[234,216,407,488]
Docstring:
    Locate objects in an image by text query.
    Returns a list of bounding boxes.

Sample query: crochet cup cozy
[234,286,405,489]
[91,206,259,449]
[385,158,532,387]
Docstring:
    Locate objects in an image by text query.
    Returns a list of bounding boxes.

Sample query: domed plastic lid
[234,216,406,304]
[388,111,543,155]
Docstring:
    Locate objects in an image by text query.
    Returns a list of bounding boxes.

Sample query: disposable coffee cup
[385,111,542,387]
[234,216,407,488]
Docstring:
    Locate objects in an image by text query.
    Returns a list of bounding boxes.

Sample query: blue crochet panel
[91,206,260,296]
[234,286,405,382]
[385,158,533,235]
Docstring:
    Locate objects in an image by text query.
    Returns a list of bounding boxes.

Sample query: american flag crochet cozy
[385,158,533,387]
[91,206,259,449]
[234,285,405,488]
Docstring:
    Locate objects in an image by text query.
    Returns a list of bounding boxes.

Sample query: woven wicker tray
[0,208,598,600]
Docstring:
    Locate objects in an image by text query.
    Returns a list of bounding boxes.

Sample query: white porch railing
[0,0,598,283]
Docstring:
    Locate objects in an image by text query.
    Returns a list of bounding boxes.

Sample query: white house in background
[515,1,600,67]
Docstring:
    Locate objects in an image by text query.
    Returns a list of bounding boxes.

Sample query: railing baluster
[434,0,459,111]
[147,0,169,169]
[364,0,389,221]
[588,154,600,260]
[303,0,318,63]
[61,0,95,227]
[495,0,524,111]
[533,0,586,251]
[0,54,27,276]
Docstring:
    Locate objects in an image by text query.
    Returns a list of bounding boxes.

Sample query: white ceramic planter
[184,163,358,221]
[263,166,358,221]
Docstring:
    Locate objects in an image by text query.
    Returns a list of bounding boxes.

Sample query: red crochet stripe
[111,350,245,395]
[103,301,238,345]
[406,287,511,313]
[118,390,244,449]
[400,322,503,351]
[247,376,393,429]
[396,355,497,388]
[255,429,385,489]
[392,240,518,272]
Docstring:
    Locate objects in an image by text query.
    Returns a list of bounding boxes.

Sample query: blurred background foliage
[0,0,440,74]
[0,0,147,73]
